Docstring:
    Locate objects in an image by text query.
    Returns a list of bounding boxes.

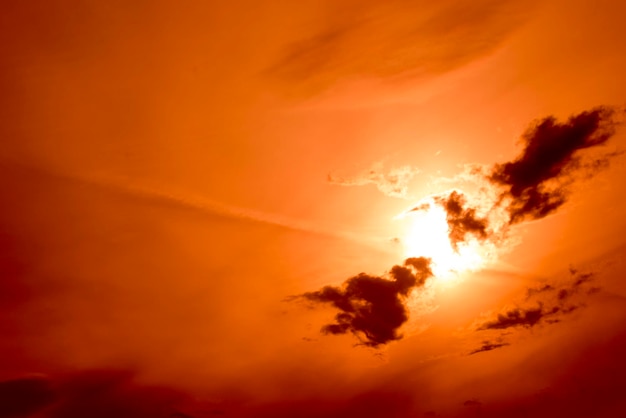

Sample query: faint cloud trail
[85,173,388,247]
[0,157,389,251]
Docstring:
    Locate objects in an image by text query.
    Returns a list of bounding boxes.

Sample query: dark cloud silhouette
[237,390,415,418]
[587,286,601,295]
[477,305,545,330]
[557,271,596,301]
[488,107,621,223]
[0,370,197,418]
[404,190,491,251]
[469,340,510,355]
[460,330,626,418]
[0,375,56,418]
[573,272,594,287]
[400,107,623,257]
[299,257,433,347]
[476,269,599,333]
[526,284,555,298]
[557,288,571,301]
[434,191,490,249]
[463,399,482,408]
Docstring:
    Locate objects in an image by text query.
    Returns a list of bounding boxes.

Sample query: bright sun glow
[401,204,486,279]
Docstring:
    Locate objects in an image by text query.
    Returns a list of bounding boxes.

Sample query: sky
[1,0,626,417]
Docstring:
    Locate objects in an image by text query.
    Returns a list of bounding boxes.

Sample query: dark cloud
[557,271,596,301]
[459,330,626,418]
[476,269,599,333]
[557,288,571,301]
[0,375,55,418]
[463,399,482,408]
[469,340,510,355]
[587,286,602,295]
[488,107,621,224]
[404,190,491,251]
[477,305,545,330]
[237,390,415,418]
[525,284,555,298]
[434,191,490,249]
[299,257,433,347]
[573,272,594,287]
[0,370,198,418]
[404,106,624,256]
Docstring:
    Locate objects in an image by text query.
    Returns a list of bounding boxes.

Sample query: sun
[399,203,486,279]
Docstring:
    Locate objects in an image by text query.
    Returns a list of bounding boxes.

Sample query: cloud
[6,159,372,245]
[0,375,55,418]
[488,107,622,224]
[477,305,547,330]
[475,268,599,333]
[297,257,433,347]
[0,370,202,418]
[268,0,535,96]
[408,202,432,213]
[525,284,555,299]
[468,340,510,355]
[237,390,415,418]
[403,189,496,254]
[460,330,626,418]
[328,163,420,198]
[463,399,483,408]
[433,190,490,249]
[312,106,621,353]
[427,107,623,231]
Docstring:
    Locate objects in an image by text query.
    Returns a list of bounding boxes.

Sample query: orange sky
[1,1,626,417]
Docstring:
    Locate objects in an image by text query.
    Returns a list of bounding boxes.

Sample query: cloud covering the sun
[303,106,623,349]
[405,107,624,251]
[433,191,491,249]
[2,0,626,416]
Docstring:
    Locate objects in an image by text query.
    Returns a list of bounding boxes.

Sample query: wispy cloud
[328,162,420,199]
[470,268,600,353]
[0,158,387,251]
[268,0,536,97]
[469,340,510,355]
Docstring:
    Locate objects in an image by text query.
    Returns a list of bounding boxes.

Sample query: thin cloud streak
[328,163,421,199]
[469,341,510,355]
[0,158,385,250]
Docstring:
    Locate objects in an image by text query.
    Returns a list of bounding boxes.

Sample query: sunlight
[401,204,485,279]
